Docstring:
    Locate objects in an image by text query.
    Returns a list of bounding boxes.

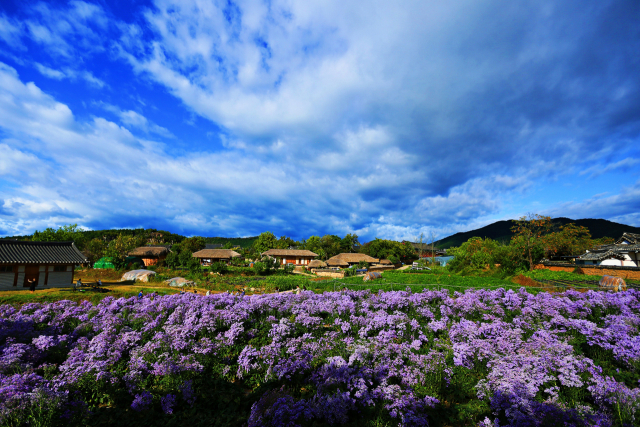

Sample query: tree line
[446,214,615,274]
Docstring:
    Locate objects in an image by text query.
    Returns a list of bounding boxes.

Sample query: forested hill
[0,227,258,248]
[434,218,640,248]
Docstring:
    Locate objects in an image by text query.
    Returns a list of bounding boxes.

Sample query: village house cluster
[1,232,638,291]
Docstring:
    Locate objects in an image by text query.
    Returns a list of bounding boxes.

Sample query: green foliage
[360,239,417,264]
[181,236,206,254]
[252,257,281,276]
[510,214,553,270]
[210,262,229,274]
[252,232,279,254]
[83,238,106,265]
[104,234,146,269]
[187,257,202,273]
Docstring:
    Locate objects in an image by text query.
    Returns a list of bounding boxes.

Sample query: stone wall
[314,269,345,279]
[534,263,640,280]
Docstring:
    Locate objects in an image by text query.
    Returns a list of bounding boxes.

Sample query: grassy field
[2,265,633,307]
[0,284,185,306]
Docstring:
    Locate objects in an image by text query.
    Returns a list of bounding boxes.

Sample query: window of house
[53,265,67,272]
[0,266,14,273]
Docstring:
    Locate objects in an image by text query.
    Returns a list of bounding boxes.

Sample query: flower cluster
[1,288,639,426]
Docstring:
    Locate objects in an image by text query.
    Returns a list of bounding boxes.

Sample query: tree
[252,232,278,255]
[304,236,322,257]
[181,237,206,254]
[510,214,553,270]
[447,237,502,272]
[319,235,342,259]
[32,224,85,248]
[104,234,146,269]
[340,234,360,253]
[223,241,234,249]
[276,235,297,249]
[544,223,592,258]
[83,238,106,265]
[360,239,417,264]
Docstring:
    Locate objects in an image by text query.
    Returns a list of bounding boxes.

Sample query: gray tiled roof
[616,232,640,245]
[0,240,89,264]
[578,250,626,261]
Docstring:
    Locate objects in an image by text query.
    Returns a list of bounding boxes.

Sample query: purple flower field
[1,288,640,426]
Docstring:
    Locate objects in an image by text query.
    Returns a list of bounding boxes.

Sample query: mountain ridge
[433,217,640,248]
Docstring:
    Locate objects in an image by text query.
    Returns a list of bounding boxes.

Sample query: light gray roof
[578,250,627,261]
[0,240,88,264]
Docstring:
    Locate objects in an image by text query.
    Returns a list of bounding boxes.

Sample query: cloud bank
[0,0,639,240]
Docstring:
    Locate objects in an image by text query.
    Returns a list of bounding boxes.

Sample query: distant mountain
[433,218,640,248]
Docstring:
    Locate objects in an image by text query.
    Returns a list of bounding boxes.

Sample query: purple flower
[161,393,176,414]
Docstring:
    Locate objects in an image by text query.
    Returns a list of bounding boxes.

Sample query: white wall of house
[600,253,638,267]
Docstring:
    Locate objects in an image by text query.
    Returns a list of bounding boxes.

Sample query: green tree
[181,236,206,254]
[447,237,503,272]
[84,238,106,265]
[252,232,278,255]
[32,224,86,248]
[510,214,553,270]
[187,257,201,273]
[360,239,417,264]
[276,235,297,249]
[544,223,592,258]
[304,236,322,256]
[223,241,234,249]
[340,234,360,252]
[320,235,342,259]
[104,234,146,269]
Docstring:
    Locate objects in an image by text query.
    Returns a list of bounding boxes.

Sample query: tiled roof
[578,250,626,261]
[262,249,318,257]
[0,240,88,264]
[616,232,640,245]
[192,249,241,258]
[205,244,223,249]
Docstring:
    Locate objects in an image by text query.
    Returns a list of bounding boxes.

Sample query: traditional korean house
[192,249,241,265]
[261,249,318,265]
[0,240,88,290]
[326,253,379,267]
[576,232,640,267]
[308,260,327,269]
[128,246,170,266]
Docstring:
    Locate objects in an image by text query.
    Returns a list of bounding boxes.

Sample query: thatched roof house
[261,249,318,266]
[308,259,327,269]
[326,253,379,267]
[192,249,241,265]
[378,259,394,265]
[326,258,349,267]
[0,240,88,290]
[128,246,170,267]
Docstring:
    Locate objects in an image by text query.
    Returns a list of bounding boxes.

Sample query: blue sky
[0,0,639,241]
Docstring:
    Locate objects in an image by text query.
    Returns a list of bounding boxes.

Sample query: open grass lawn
[0,284,185,307]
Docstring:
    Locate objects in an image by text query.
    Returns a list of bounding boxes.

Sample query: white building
[576,232,640,267]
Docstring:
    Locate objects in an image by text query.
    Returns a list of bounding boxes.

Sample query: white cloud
[34,63,66,79]
[95,102,174,138]
[34,62,106,88]
[0,13,24,47]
